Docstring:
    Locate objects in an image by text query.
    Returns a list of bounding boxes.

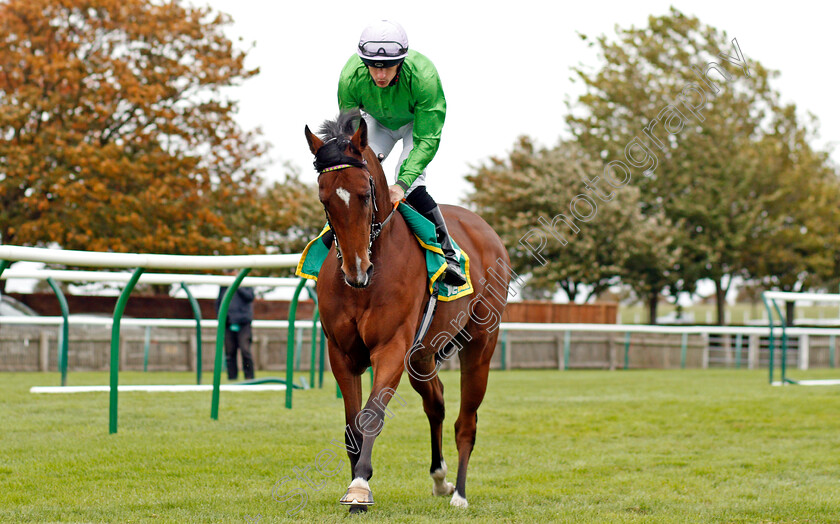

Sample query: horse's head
[305,112,388,289]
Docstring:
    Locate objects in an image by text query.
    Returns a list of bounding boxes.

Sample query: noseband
[318,160,398,261]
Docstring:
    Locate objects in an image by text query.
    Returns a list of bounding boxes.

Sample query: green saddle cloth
[295,203,473,301]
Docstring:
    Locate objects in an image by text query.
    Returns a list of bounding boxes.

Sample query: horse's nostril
[366,264,374,279]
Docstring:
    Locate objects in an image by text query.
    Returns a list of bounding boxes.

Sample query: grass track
[2,369,840,523]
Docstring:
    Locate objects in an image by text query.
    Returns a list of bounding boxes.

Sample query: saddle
[295,203,473,302]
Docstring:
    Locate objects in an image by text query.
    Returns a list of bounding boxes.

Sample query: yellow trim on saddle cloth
[414,235,474,302]
[295,224,331,281]
[294,225,473,302]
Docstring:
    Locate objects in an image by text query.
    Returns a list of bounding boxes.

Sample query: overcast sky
[201,0,840,205]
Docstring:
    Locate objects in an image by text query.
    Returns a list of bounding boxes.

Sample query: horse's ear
[305,125,324,155]
[351,117,368,152]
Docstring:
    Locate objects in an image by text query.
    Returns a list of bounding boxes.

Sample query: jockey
[332,19,467,288]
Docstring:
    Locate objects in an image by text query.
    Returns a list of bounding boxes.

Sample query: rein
[319,160,399,261]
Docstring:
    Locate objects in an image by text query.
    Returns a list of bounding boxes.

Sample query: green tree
[619,211,682,324]
[566,7,783,324]
[466,136,670,304]
[740,106,840,324]
[0,0,263,258]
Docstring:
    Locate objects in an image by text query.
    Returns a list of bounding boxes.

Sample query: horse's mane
[313,109,366,173]
[318,109,361,142]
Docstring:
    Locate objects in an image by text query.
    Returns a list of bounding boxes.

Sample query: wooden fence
[3,324,837,373]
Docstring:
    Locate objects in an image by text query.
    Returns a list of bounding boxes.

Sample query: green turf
[2,369,840,523]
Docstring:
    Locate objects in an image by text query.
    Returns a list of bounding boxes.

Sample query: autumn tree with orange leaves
[0,0,269,259]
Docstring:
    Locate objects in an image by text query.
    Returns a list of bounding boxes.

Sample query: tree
[35,167,324,296]
[567,7,783,324]
[619,210,681,324]
[214,164,324,271]
[740,106,840,324]
[466,136,669,303]
[0,0,264,258]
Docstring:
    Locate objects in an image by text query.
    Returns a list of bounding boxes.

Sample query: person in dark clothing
[215,285,256,381]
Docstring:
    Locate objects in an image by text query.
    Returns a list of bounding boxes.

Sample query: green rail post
[762,293,775,384]
[680,332,688,369]
[211,268,250,420]
[0,260,10,307]
[500,329,508,371]
[624,331,631,370]
[735,333,743,369]
[143,326,151,372]
[771,300,791,384]
[563,330,571,370]
[286,278,307,409]
[109,267,144,435]
[830,334,836,369]
[46,277,70,386]
[180,283,203,385]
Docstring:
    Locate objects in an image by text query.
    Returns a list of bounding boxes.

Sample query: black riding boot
[423,206,467,287]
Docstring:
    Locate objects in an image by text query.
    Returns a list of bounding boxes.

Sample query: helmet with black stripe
[357,20,408,68]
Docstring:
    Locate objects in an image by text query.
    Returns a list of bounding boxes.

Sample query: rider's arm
[395,67,446,191]
[337,56,361,112]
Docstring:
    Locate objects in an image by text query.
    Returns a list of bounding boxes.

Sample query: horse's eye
[362,193,371,204]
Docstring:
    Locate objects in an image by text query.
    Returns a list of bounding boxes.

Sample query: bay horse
[305,111,510,513]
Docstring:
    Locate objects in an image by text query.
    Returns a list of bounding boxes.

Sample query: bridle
[318,159,399,261]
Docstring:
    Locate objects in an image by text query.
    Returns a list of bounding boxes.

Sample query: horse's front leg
[337,376,363,475]
[329,344,364,483]
[339,336,410,510]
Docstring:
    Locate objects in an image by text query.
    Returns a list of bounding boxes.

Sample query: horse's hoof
[348,505,368,514]
[433,481,455,496]
[339,478,374,506]
[431,462,454,496]
[450,492,468,508]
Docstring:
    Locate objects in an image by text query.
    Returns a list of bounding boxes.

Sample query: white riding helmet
[357,20,409,68]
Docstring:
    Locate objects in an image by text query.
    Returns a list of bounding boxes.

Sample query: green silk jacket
[338,50,446,190]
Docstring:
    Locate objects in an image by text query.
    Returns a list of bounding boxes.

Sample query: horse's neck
[365,148,392,224]
[363,147,413,263]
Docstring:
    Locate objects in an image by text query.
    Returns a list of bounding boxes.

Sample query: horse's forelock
[318,109,362,142]
[313,110,367,173]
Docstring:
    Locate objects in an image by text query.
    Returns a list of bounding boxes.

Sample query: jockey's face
[367,64,399,88]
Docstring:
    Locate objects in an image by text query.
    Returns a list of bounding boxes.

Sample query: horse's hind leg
[408,363,455,497]
[451,330,497,508]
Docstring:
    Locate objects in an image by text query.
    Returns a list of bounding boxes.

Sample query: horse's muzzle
[343,263,374,289]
